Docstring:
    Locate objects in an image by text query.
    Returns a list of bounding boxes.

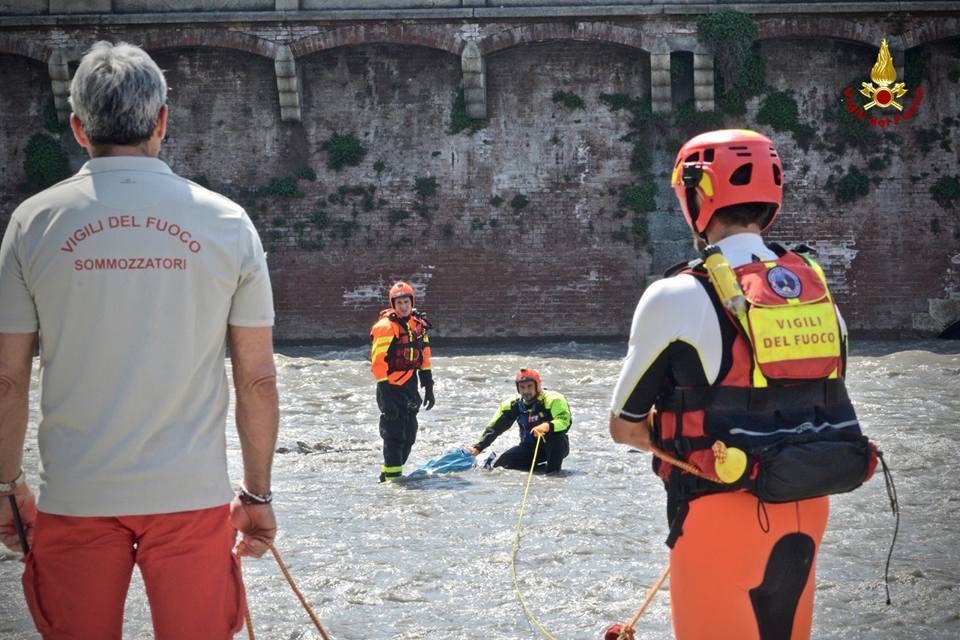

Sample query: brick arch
[0,34,49,63]
[902,17,960,49]
[755,17,886,48]
[291,25,460,58]
[479,22,644,56]
[137,29,277,60]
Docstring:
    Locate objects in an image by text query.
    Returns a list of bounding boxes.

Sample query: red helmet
[671,129,783,235]
[389,281,415,308]
[515,368,542,393]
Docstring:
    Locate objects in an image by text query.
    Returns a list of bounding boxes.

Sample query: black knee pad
[749,532,815,640]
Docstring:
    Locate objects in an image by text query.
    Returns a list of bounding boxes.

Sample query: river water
[1,340,958,640]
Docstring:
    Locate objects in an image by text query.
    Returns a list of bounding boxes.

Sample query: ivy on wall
[322,133,365,170]
[23,132,70,193]
[449,88,486,135]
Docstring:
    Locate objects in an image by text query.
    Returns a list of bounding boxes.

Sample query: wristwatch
[0,470,25,495]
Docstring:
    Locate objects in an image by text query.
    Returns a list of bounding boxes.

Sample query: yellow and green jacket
[474,390,571,451]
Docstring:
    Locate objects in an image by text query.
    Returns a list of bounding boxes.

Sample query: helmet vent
[730,163,753,186]
[773,164,782,186]
[704,149,715,162]
[685,152,700,163]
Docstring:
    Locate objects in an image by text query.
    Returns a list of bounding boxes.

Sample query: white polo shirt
[0,157,274,516]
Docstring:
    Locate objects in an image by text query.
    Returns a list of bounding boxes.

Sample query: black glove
[422,384,435,411]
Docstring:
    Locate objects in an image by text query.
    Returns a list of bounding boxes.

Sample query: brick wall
[0,55,53,221]
[1,20,958,341]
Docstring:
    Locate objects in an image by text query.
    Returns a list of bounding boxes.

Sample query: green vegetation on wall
[44,98,63,134]
[755,90,816,150]
[931,175,960,210]
[832,166,871,204]
[619,176,658,214]
[510,194,529,211]
[449,88,487,135]
[697,11,763,116]
[322,133,365,170]
[552,90,585,110]
[23,132,70,193]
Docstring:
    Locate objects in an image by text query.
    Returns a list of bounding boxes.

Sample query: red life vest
[653,246,876,546]
[384,311,429,373]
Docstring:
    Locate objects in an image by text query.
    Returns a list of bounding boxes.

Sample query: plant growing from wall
[632,215,648,243]
[697,11,758,100]
[904,45,929,88]
[23,132,70,193]
[374,159,386,174]
[44,98,63,134]
[449,88,487,135]
[489,195,503,207]
[295,165,317,181]
[510,194,529,211]
[258,176,301,198]
[414,176,439,199]
[322,133,365,170]
[552,90,585,110]
[193,175,210,188]
[930,175,960,210]
[311,211,329,229]
[619,176,658,214]
[388,209,411,226]
[834,166,870,204]
[755,90,817,150]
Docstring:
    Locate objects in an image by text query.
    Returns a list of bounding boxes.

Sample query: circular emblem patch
[767,266,802,299]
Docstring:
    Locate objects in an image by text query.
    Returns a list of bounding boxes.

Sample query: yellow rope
[510,434,562,640]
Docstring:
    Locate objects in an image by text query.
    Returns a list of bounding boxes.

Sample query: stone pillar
[48,48,71,125]
[888,39,906,87]
[693,52,715,112]
[461,41,486,119]
[274,45,301,123]
[650,51,671,114]
[275,0,299,9]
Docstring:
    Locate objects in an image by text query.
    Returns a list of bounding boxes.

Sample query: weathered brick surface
[0,13,958,341]
[0,55,55,221]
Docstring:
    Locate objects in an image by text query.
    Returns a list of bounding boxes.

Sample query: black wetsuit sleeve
[474,400,519,451]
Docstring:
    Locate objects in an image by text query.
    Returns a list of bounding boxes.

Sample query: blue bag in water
[407,447,481,478]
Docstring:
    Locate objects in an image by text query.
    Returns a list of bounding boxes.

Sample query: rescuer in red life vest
[370,281,435,482]
[609,129,877,640]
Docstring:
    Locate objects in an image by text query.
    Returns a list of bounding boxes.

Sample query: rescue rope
[269,541,332,640]
[511,435,561,640]
[614,563,671,640]
[238,542,332,640]
[648,445,712,481]
[237,557,255,640]
[878,452,899,605]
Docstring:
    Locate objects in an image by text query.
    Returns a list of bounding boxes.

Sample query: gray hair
[69,41,167,146]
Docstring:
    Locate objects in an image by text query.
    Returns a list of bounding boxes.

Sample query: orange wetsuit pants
[670,492,829,640]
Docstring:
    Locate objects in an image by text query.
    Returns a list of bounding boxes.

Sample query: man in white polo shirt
[0,41,278,639]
